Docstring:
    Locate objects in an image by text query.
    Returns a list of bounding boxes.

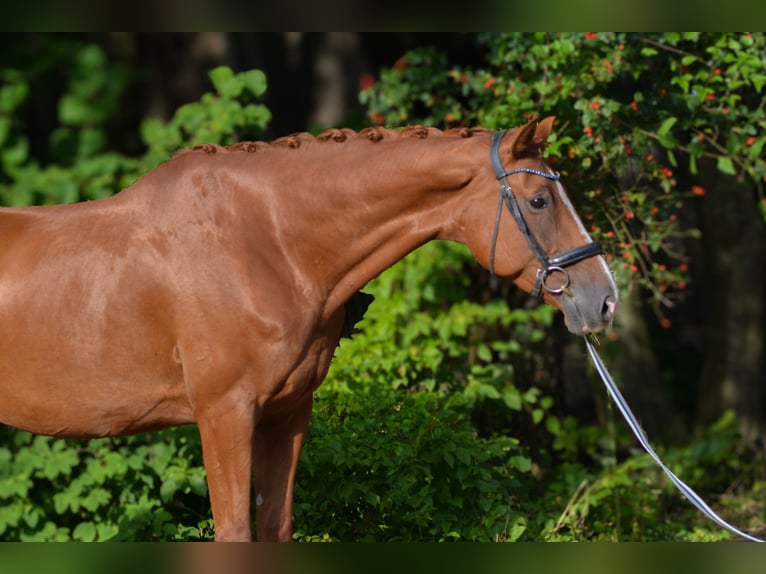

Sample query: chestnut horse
[0,117,618,541]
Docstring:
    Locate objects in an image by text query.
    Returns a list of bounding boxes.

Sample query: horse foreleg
[197,402,257,542]
[252,396,313,542]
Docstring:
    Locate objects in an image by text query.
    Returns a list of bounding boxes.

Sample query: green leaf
[23,508,41,529]
[502,388,522,410]
[455,448,472,465]
[82,487,111,511]
[747,137,765,159]
[0,77,29,113]
[140,117,182,151]
[78,127,106,158]
[510,455,532,473]
[681,55,697,66]
[53,491,73,514]
[476,344,492,362]
[97,523,120,541]
[73,521,97,542]
[751,74,766,93]
[139,117,164,147]
[656,117,678,137]
[717,156,737,175]
[59,94,91,125]
[672,73,691,92]
[188,471,208,497]
[243,104,272,129]
[665,33,680,45]
[160,478,179,503]
[240,69,267,97]
[658,134,679,149]
[506,515,527,542]
[0,503,23,533]
[209,66,242,98]
[545,416,562,436]
[43,447,79,480]
[2,137,29,169]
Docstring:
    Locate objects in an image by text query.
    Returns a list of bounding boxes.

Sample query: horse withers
[0,117,617,541]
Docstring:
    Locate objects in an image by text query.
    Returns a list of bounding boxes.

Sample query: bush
[0,427,212,541]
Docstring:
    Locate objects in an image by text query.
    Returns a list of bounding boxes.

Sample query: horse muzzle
[558,282,618,334]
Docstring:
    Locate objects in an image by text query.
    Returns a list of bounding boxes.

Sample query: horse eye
[530,196,548,210]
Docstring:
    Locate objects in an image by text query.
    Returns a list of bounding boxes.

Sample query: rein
[489,130,603,297]
[585,336,764,542]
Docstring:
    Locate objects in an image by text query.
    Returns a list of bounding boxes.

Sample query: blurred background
[0,32,763,542]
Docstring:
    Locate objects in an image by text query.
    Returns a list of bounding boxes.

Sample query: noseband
[489,130,603,298]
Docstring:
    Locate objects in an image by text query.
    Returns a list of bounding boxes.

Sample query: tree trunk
[695,161,766,445]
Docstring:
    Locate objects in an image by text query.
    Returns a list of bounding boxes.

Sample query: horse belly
[0,329,192,438]
[0,265,192,438]
[0,329,192,437]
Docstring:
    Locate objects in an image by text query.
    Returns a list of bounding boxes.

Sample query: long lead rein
[488,129,761,540]
[583,336,764,542]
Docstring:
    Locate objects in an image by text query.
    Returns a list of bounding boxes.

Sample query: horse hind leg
[252,395,313,542]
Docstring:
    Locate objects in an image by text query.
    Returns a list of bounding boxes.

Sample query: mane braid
[177,125,488,157]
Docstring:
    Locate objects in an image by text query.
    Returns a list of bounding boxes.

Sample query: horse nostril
[602,296,617,321]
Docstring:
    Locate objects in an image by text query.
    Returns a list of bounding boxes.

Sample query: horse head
[461,116,618,333]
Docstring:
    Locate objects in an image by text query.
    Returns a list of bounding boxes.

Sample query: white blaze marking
[551,176,619,297]
[256,493,264,506]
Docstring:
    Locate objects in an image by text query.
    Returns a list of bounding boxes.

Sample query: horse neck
[249,135,485,316]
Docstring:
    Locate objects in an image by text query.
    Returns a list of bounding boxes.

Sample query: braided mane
[175,125,492,157]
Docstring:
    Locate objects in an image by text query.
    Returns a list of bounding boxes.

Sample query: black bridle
[489,130,603,298]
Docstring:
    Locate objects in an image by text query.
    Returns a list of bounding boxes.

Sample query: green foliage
[0,427,212,541]
[52,43,129,163]
[539,411,765,541]
[295,384,530,542]
[0,40,270,206]
[0,39,134,205]
[140,65,270,167]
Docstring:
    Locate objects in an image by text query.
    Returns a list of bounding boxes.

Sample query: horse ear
[534,116,555,148]
[508,116,555,158]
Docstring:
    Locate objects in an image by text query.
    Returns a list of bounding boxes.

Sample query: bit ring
[539,266,570,295]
